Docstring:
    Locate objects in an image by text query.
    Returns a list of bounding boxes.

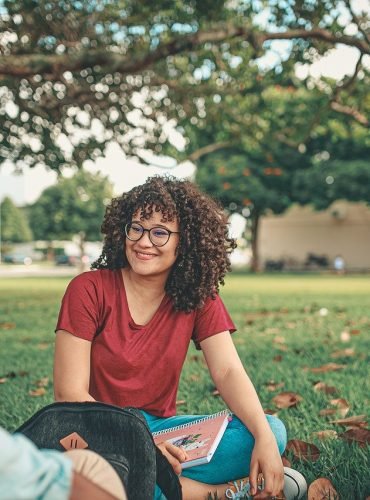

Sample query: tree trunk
[46,243,54,262]
[250,212,261,272]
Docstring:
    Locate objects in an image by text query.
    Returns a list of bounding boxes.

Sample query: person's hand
[156,441,188,475]
[249,434,284,498]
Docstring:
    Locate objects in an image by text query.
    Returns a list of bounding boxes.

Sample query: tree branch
[330,101,369,126]
[330,53,368,127]
[0,24,368,78]
[257,27,369,53]
[344,0,370,46]
[186,141,234,162]
[333,53,363,99]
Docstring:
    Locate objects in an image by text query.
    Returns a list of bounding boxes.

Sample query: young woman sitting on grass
[53,176,306,500]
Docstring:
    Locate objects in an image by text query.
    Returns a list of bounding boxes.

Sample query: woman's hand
[249,434,284,499]
[156,441,188,475]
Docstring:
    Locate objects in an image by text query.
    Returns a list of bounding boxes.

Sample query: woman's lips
[135,251,157,260]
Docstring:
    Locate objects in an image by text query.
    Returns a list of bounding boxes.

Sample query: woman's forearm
[213,365,273,439]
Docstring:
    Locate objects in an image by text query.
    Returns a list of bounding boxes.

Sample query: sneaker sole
[283,467,308,500]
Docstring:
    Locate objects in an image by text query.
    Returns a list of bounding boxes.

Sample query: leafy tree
[0,0,368,171]
[194,82,369,271]
[197,151,295,272]
[0,196,33,243]
[292,159,370,209]
[29,171,113,245]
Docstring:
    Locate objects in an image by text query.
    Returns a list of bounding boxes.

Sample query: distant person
[54,176,306,500]
[0,426,126,500]
[333,255,345,274]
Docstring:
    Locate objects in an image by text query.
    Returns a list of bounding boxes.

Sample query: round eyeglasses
[125,222,179,247]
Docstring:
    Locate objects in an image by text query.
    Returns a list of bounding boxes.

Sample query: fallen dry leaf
[329,415,367,427]
[265,327,281,334]
[264,381,285,392]
[331,348,355,358]
[272,392,302,409]
[329,398,350,418]
[189,374,200,382]
[308,477,338,499]
[286,439,320,461]
[286,322,296,329]
[273,355,283,362]
[29,387,46,397]
[350,329,360,335]
[189,355,201,363]
[273,336,286,344]
[312,430,338,440]
[306,363,346,373]
[264,408,279,416]
[0,322,16,330]
[176,400,186,406]
[36,377,49,388]
[276,344,289,352]
[339,428,370,447]
[0,377,8,384]
[233,338,246,345]
[37,342,50,350]
[212,389,220,397]
[319,408,338,417]
[244,309,288,324]
[313,382,338,395]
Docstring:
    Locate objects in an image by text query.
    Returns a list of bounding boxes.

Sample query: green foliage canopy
[1,196,33,243]
[292,160,370,209]
[29,171,113,241]
[194,81,370,271]
[0,0,368,172]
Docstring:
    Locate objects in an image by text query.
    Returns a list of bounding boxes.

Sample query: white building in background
[259,201,370,271]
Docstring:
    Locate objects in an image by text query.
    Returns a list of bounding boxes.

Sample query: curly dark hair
[92,175,236,312]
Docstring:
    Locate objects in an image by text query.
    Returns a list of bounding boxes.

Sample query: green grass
[0,274,369,498]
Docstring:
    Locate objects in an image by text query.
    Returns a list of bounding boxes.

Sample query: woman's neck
[122,267,167,301]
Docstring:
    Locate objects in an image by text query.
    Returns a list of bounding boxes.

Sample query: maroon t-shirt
[56,269,236,417]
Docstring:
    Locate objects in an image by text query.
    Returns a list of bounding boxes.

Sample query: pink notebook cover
[152,410,231,469]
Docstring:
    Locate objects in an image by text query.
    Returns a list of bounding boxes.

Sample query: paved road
[0,264,79,278]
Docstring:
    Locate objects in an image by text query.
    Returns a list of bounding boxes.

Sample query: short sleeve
[192,294,236,350]
[0,428,72,499]
[55,271,101,341]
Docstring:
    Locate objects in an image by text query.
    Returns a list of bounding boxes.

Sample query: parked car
[3,253,33,265]
[55,254,78,266]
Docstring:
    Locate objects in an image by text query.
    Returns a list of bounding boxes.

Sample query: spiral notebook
[152,410,231,469]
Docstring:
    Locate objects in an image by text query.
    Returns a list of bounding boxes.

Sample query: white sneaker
[225,467,307,499]
[283,467,307,499]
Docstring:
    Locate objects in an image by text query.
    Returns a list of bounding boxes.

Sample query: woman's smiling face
[125,208,179,279]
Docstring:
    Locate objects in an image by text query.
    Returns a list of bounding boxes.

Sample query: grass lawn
[0,273,369,498]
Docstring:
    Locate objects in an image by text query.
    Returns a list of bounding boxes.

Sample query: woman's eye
[153,229,168,238]
[131,225,142,233]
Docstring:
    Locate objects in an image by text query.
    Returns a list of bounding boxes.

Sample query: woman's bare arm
[201,332,284,498]
[54,330,95,402]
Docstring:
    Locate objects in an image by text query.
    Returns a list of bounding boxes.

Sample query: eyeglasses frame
[124,222,180,247]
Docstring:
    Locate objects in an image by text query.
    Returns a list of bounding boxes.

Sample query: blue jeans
[141,411,287,499]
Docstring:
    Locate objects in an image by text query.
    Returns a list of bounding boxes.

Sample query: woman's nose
[137,229,153,246]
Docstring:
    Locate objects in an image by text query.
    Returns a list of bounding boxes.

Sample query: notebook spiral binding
[152,410,230,436]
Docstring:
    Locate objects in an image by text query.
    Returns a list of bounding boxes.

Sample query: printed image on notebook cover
[152,410,231,469]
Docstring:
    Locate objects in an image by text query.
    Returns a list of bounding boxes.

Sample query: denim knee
[266,415,287,454]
